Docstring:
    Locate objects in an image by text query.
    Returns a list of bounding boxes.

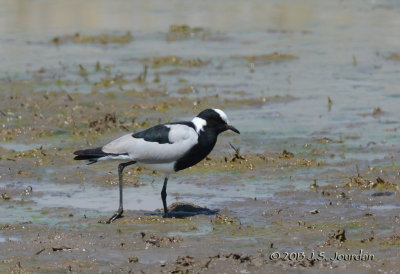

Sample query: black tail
[73,147,108,162]
[74,147,130,165]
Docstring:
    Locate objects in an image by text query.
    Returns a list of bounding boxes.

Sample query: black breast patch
[132,125,172,144]
[174,129,218,171]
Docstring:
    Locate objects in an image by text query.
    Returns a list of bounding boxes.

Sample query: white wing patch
[102,124,198,164]
[213,108,229,124]
[192,117,207,133]
[166,124,197,142]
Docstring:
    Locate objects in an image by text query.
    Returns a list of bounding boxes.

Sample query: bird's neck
[173,128,218,172]
[197,128,218,150]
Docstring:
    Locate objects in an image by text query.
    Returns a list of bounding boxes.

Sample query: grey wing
[102,124,198,163]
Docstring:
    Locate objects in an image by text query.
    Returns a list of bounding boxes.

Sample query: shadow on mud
[146,202,219,218]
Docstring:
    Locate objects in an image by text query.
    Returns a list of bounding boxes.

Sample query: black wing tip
[74,147,104,155]
[73,147,130,163]
[73,147,105,162]
[73,150,84,156]
[74,154,97,161]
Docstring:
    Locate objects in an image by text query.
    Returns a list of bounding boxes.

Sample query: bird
[73,108,240,223]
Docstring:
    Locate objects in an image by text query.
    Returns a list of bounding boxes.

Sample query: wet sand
[1,0,400,273]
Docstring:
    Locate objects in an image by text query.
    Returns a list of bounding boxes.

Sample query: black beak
[226,124,240,134]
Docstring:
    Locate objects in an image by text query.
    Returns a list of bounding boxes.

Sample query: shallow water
[1,3,400,273]
[0,142,43,152]
[1,0,400,226]
[0,234,20,243]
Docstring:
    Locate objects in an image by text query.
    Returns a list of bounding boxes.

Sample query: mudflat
[1,0,400,272]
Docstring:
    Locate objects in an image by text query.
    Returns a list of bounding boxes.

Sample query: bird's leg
[106,161,136,224]
[161,177,168,217]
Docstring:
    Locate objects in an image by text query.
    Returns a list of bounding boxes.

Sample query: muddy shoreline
[1,0,400,272]
[1,181,399,273]
[0,88,399,272]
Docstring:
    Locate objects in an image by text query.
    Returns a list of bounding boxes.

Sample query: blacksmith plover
[74,108,240,223]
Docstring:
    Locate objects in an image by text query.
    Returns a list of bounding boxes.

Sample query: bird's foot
[100,208,124,224]
[163,211,169,218]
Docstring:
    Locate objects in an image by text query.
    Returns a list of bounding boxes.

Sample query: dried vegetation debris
[199,148,324,174]
[52,246,72,252]
[360,231,375,243]
[102,169,146,188]
[211,214,239,226]
[118,214,182,225]
[359,107,385,117]
[166,24,228,42]
[344,174,398,190]
[1,193,11,200]
[92,75,129,91]
[167,25,210,41]
[280,149,295,159]
[386,53,400,62]
[52,32,133,45]
[140,232,182,248]
[0,83,294,145]
[88,113,120,132]
[244,52,299,65]
[0,145,68,177]
[175,255,196,267]
[380,233,400,246]
[140,55,209,68]
[325,229,347,246]
[164,251,332,273]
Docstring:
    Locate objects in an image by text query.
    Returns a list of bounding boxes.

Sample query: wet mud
[1,0,400,272]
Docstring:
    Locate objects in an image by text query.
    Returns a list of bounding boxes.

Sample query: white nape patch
[213,108,229,124]
[192,117,207,133]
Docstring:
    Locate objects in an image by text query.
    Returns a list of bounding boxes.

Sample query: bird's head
[193,108,240,134]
